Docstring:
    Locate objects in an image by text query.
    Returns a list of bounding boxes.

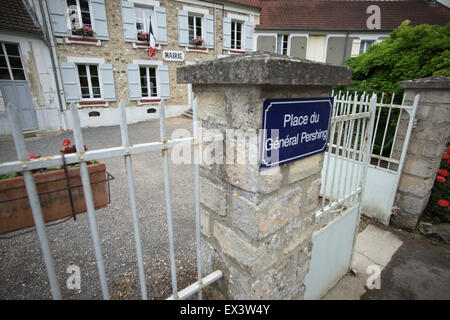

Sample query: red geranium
[438,199,449,207]
[437,169,449,177]
[436,175,446,183]
[443,154,450,160]
[447,147,450,155]
[447,160,450,166]
[63,139,71,147]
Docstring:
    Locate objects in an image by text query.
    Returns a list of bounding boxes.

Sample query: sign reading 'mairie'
[163,50,184,62]
[260,97,333,169]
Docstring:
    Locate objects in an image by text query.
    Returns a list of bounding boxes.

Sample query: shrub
[336,21,450,101]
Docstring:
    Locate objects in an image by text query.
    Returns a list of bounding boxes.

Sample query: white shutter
[178,10,189,47]
[121,1,136,42]
[155,6,167,45]
[47,0,68,37]
[92,0,109,40]
[205,15,214,48]
[60,62,79,102]
[222,17,231,51]
[244,21,254,51]
[159,65,170,99]
[99,64,115,101]
[127,64,141,100]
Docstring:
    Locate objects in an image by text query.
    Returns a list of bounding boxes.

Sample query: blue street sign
[260,97,333,169]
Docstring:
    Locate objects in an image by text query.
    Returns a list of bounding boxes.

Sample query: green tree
[340,21,450,99]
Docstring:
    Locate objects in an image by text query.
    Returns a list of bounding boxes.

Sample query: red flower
[437,169,449,177]
[447,147,450,155]
[443,154,450,160]
[447,160,450,166]
[62,139,71,147]
[438,199,449,207]
[436,175,446,183]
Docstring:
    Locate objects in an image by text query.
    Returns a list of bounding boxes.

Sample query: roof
[256,0,450,31]
[227,0,262,8]
[0,0,42,35]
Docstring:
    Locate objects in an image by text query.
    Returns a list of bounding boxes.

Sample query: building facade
[37,0,260,129]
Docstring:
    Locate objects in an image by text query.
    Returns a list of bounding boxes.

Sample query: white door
[306,36,327,62]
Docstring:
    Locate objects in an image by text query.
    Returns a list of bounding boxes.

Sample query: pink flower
[438,199,449,207]
[437,169,449,177]
[436,175,446,183]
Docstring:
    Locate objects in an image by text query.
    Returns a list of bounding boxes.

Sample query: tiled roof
[227,0,262,8]
[0,0,42,35]
[256,0,450,31]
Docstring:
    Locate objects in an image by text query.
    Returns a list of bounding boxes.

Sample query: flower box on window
[72,25,96,37]
[192,37,205,46]
[137,32,150,42]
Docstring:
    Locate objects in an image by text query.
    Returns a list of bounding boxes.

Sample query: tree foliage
[341,21,450,98]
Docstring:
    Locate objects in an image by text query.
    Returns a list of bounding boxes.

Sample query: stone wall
[392,76,450,230]
[178,53,352,299]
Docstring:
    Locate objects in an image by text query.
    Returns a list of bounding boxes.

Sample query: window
[231,21,242,50]
[77,64,101,99]
[67,0,92,33]
[188,14,202,45]
[0,42,25,80]
[135,6,154,38]
[277,34,288,55]
[359,40,375,54]
[140,66,158,98]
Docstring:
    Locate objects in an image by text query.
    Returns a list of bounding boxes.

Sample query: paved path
[0,117,198,299]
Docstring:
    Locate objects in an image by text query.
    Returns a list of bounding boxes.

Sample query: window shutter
[47,0,68,37]
[99,64,115,101]
[244,21,254,51]
[121,1,136,42]
[155,6,167,45]
[222,17,231,51]
[60,62,79,102]
[178,10,188,47]
[205,15,214,48]
[91,0,109,40]
[127,64,141,100]
[159,65,170,99]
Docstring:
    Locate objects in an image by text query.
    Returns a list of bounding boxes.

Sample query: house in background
[255,0,450,64]
[0,0,62,136]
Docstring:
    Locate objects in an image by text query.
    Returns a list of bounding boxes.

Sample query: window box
[133,42,161,49]
[66,37,101,45]
[186,46,208,52]
[0,162,109,235]
[229,50,246,54]
[79,100,107,106]
[139,98,161,104]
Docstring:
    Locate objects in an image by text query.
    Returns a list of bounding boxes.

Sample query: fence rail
[2,99,223,300]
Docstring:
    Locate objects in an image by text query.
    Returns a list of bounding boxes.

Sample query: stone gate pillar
[177,53,351,299]
[392,76,450,230]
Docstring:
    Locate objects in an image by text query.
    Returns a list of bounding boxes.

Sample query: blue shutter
[47,0,68,37]
[121,1,136,42]
[205,15,214,49]
[127,64,141,100]
[60,62,79,102]
[159,65,170,99]
[178,10,188,47]
[99,64,115,101]
[92,0,109,40]
[223,17,231,50]
[155,6,167,45]
[245,21,254,51]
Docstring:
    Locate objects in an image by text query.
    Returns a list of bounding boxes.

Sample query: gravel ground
[0,117,199,300]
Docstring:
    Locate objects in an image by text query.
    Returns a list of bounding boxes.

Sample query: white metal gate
[304,90,420,299]
[305,92,376,299]
[0,99,222,300]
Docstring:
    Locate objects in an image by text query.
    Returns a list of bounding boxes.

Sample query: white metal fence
[0,99,222,300]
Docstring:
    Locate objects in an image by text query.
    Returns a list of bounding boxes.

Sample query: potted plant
[137,32,150,42]
[0,139,109,235]
[72,25,95,37]
[192,36,205,46]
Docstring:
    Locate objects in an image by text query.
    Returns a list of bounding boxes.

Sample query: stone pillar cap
[399,76,450,89]
[177,52,352,86]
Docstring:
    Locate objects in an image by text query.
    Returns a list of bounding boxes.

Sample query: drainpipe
[342,32,349,64]
[38,0,67,130]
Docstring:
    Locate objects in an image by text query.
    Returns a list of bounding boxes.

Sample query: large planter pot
[0,162,108,234]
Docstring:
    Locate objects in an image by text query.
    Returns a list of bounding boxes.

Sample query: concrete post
[177,53,351,299]
[392,76,450,230]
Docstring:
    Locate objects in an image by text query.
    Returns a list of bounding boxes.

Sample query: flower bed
[424,147,450,223]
